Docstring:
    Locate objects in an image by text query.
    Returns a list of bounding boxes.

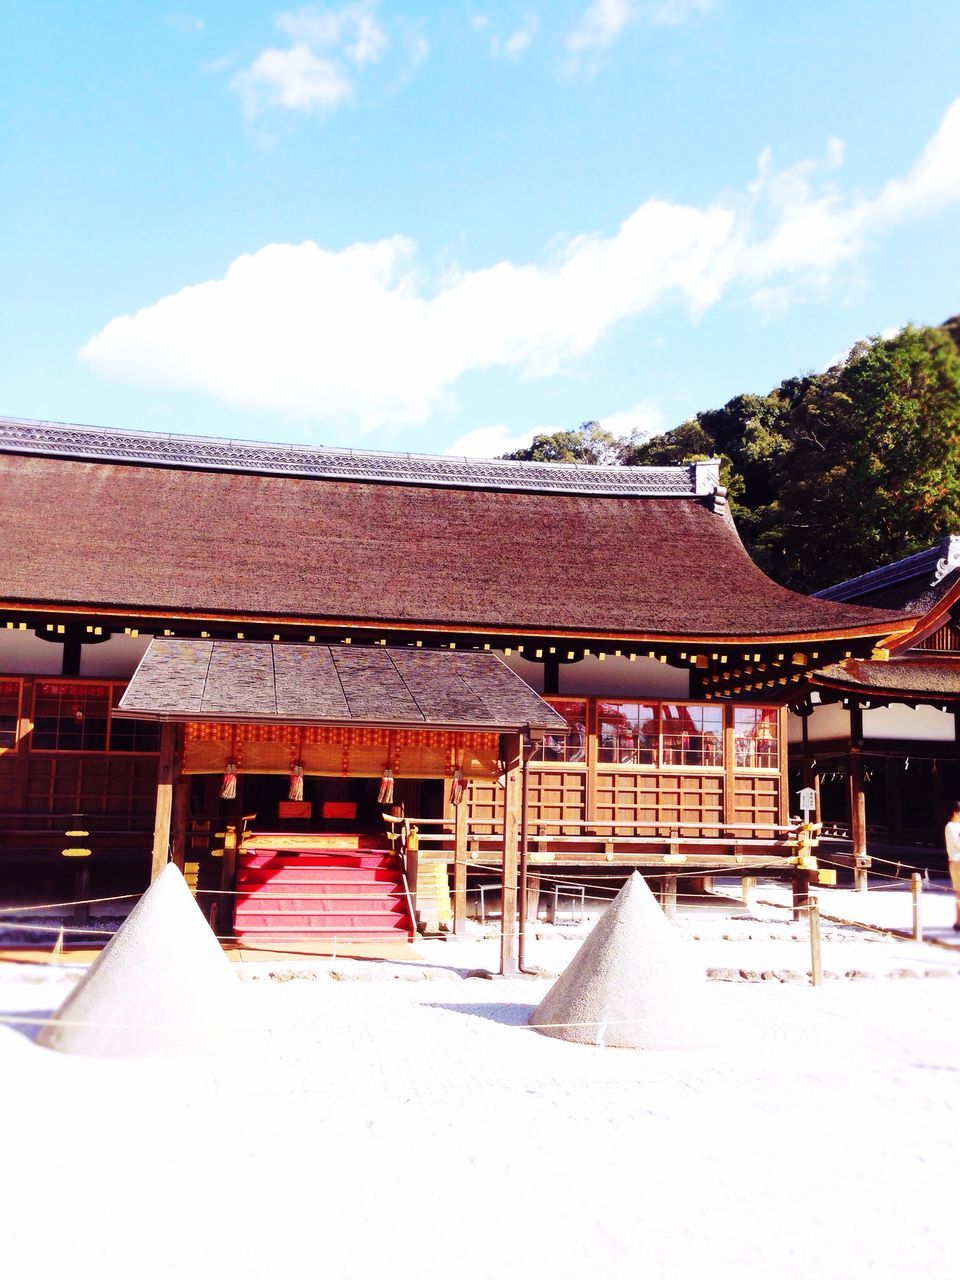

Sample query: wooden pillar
[452,790,468,935]
[150,722,176,882]
[778,705,789,826]
[723,703,736,838]
[499,732,522,977]
[792,867,813,922]
[848,702,868,890]
[525,872,541,923]
[659,875,677,919]
[741,875,757,910]
[170,725,188,872]
[584,697,598,829]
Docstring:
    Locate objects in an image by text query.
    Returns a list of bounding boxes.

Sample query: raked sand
[1,950,958,1280]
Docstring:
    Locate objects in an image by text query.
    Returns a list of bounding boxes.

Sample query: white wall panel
[0,629,63,675]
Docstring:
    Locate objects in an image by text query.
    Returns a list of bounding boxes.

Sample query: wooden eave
[0,597,919,649]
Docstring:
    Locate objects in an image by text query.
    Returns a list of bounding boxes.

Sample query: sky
[2,0,960,458]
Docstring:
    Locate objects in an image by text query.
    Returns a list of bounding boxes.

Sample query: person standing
[945,802,960,931]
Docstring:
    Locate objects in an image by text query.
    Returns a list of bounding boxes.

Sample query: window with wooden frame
[108,686,161,753]
[660,703,724,767]
[597,701,659,765]
[31,681,161,754]
[33,682,111,751]
[532,698,588,763]
[0,679,22,751]
[733,706,779,769]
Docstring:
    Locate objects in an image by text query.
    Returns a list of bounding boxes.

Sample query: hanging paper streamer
[450,766,465,806]
[220,759,238,800]
[289,762,304,802]
[377,768,395,805]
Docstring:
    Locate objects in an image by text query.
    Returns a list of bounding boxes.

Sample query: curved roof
[814,657,960,703]
[0,420,912,643]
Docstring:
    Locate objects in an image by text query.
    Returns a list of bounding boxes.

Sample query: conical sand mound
[38,864,243,1058]
[530,872,708,1049]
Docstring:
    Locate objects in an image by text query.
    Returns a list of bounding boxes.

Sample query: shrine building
[0,416,916,963]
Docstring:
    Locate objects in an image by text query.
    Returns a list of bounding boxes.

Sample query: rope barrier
[0,893,140,917]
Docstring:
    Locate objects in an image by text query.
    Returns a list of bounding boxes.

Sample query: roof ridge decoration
[0,416,708,499]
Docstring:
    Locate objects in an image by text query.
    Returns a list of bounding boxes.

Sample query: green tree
[502,420,624,465]
[777,326,960,590]
[623,322,960,591]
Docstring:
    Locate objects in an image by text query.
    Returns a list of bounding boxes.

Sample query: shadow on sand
[424,1001,537,1027]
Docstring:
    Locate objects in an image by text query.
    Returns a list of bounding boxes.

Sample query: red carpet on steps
[233,837,415,942]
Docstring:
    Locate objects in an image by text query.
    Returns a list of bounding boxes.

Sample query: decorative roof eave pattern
[0,416,707,499]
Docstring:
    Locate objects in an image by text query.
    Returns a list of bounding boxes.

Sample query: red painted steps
[233,836,415,942]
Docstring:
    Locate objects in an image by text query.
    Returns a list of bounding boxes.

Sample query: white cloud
[598,401,666,440]
[491,16,539,60]
[81,98,960,430]
[232,3,387,117]
[567,0,711,52]
[444,424,538,457]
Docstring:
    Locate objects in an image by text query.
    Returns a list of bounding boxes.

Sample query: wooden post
[170,726,188,872]
[723,703,736,842]
[911,872,923,942]
[150,722,176,882]
[741,875,757,910]
[848,704,868,891]
[499,732,522,977]
[808,899,822,986]
[584,697,599,830]
[525,872,541,923]
[452,793,468,935]
[220,824,238,936]
[792,867,812,922]
[777,705,789,827]
[659,875,677,919]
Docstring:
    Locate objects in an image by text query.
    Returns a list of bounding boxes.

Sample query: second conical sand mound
[530,872,708,1049]
[38,864,243,1058]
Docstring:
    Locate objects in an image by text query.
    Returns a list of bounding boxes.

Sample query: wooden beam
[499,732,522,977]
[150,721,176,881]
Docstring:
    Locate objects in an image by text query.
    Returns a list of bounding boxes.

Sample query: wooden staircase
[232,834,416,943]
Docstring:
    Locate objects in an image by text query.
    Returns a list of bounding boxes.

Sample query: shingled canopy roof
[0,418,913,644]
[117,639,569,733]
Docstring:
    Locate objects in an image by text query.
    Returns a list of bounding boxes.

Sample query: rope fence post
[911,872,923,943]
[808,899,822,987]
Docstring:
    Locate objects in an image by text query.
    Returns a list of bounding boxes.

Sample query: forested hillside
[504,319,960,593]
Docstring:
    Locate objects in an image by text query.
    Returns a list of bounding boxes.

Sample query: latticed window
[109,686,161,752]
[597,702,660,764]
[660,704,723,767]
[32,682,110,751]
[734,707,779,769]
[534,698,587,763]
[0,679,21,749]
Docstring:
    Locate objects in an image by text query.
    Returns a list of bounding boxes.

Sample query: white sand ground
[1,902,959,1280]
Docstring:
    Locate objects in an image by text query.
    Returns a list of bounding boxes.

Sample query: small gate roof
[116,638,568,734]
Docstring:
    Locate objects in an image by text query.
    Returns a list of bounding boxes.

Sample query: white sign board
[798,787,816,819]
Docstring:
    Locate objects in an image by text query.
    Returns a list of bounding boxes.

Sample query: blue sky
[2,0,960,456]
